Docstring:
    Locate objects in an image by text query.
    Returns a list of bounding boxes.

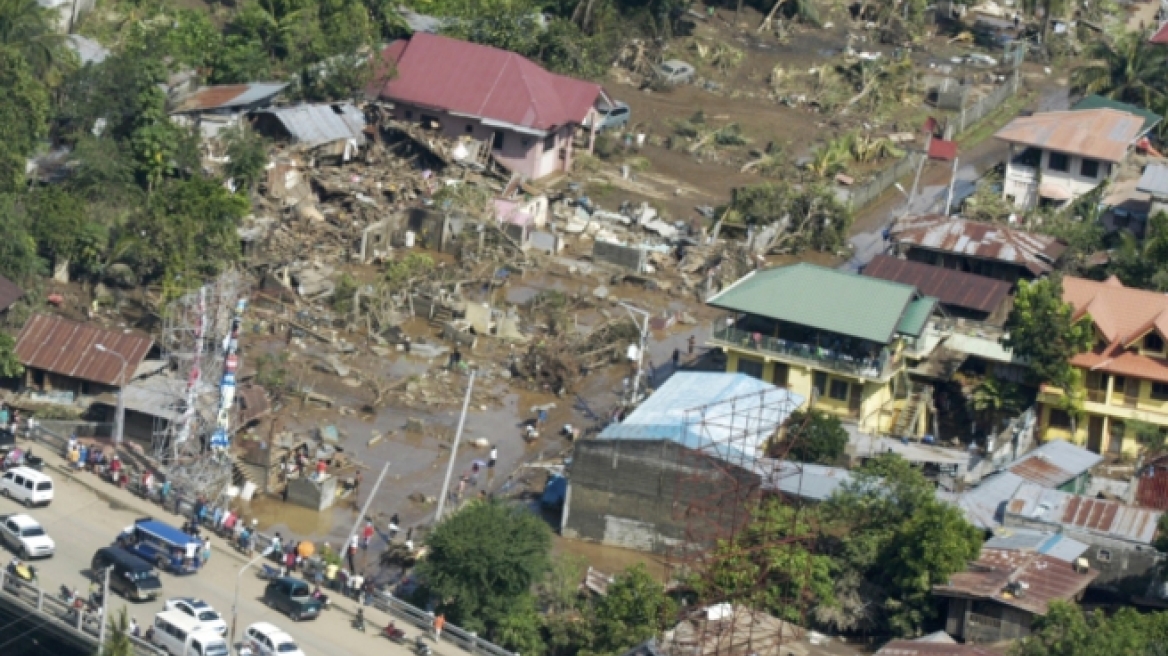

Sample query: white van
[0,467,53,507]
[151,611,229,656]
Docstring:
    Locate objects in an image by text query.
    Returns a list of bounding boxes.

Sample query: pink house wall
[390,103,584,180]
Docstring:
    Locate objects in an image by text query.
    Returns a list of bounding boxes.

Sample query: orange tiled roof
[1063,276,1168,383]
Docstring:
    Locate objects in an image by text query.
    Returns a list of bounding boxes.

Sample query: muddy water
[552,535,671,582]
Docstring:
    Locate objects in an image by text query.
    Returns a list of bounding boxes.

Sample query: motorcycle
[353,608,366,633]
[414,636,432,656]
[257,563,283,581]
[382,622,407,644]
[311,588,330,610]
[5,559,37,587]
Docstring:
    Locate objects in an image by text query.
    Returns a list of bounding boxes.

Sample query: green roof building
[707,263,937,437]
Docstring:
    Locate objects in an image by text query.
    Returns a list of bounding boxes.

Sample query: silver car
[656,60,695,85]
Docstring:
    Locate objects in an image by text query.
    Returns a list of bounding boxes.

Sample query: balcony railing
[1086,389,1107,404]
[711,323,894,381]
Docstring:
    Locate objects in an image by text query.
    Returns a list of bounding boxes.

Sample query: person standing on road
[672,348,681,370]
[488,445,498,470]
[129,617,139,638]
[201,539,211,565]
[347,535,358,572]
[388,514,400,541]
[434,614,445,641]
[688,334,696,356]
[361,520,374,550]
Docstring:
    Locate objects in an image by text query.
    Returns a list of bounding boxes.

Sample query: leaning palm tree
[1071,32,1168,110]
[0,0,66,78]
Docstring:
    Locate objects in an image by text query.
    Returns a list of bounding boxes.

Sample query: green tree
[0,0,65,78]
[222,123,270,193]
[0,333,23,378]
[881,500,981,636]
[27,186,107,282]
[0,45,49,192]
[970,375,1026,435]
[727,183,852,254]
[0,195,42,282]
[781,409,848,465]
[417,501,552,639]
[97,607,135,656]
[1013,602,1168,656]
[696,500,834,623]
[1002,278,1093,389]
[1071,32,1166,111]
[590,564,674,655]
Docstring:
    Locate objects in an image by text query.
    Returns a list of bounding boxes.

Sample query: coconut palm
[1071,32,1168,110]
[0,0,65,78]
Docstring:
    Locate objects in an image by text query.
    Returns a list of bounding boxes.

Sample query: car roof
[173,597,210,608]
[6,467,48,479]
[274,577,307,586]
[248,622,294,641]
[6,514,40,528]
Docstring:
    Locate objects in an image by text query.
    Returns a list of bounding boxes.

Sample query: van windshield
[277,642,300,653]
[21,527,45,537]
[134,574,162,589]
[205,642,229,656]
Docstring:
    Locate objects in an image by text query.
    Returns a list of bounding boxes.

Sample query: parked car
[655,60,695,85]
[596,101,631,132]
[0,467,54,507]
[151,611,229,656]
[91,546,163,601]
[163,597,228,636]
[241,622,305,656]
[0,514,54,559]
[262,578,322,621]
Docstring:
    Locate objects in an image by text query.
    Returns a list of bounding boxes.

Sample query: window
[813,372,828,398]
[829,379,849,401]
[1048,152,1069,172]
[1146,333,1164,351]
[1151,382,1168,400]
[1097,549,1112,562]
[492,132,505,151]
[736,358,763,379]
[1048,408,1072,429]
[1013,147,1041,168]
[544,133,556,151]
[1080,158,1100,178]
[403,110,413,120]
[465,124,474,134]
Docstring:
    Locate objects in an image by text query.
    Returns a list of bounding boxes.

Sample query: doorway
[1087,415,1105,453]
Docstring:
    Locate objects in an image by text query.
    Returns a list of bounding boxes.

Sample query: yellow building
[707,263,938,436]
[1038,276,1168,457]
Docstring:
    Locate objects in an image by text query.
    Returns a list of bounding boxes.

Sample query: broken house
[932,545,1097,643]
[890,216,1067,284]
[1003,482,1165,593]
[375,32,611,181]
[707,263,938,437]
[14,314,153,402]
[562,372,803,554]
[996,108,1147,211]
[169,82,289,139]
[250,103,367,159]
[0,274,23,320]
[863,254,1011,325]
[1038,275,1168,456]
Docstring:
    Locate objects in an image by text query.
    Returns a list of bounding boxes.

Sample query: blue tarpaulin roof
[598,372,804,463]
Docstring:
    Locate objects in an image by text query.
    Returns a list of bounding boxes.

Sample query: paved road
[0,448,435,656]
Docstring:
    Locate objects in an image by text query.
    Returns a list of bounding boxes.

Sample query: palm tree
[0,0,65,78]
[99,607,134,656]
[1071,32,1168,110]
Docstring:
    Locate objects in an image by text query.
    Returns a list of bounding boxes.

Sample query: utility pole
[619,303,650,406]
[343,459,392,556]
[906,133,932,217]
[96,565,111,654]
[435,371,475,523]
[94,344,127,446]
[944,156,960,216]
[230,553,266,648]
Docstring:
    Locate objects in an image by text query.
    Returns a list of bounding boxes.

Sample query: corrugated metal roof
[954,471,1028,530]
[1137,162,1168,198]
[1137,457,1168,511]
[708,263,923,345]
[93,376,185,422]
[891,216,1067,276]
[876,641,1003,656]
[758,460,851,501]
[863,255,1011,314]
[984,528,1089,563]
[0,274,23,312]
[896,296,937,337]
[67,35,109,65]
[933,549,1098,616]
[943,333,1019,364]
[994,108,1143,163]
[378,33,601,132]
[14,314,153,386]
[1007,440,1102,487]
[255,104,367,147]
[1006,482,1162,545]
[172,83,288,113]
[598,372,804,463]
[1152,20,1168,44]
[1071,95,1161,135]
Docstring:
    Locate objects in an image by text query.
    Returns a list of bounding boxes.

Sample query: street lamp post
[94,345,127,447]
[230,553,266,648]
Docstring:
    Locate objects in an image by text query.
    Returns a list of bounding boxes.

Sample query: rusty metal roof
[1006,482,1162,545]
[863,255,1010,314]
[891,216,1067,276]
[994,108,1143,163]
[236,384,271,426]
[0,274,23,312]
[171,83,288,113]
[1007,441,1102,488]
[14,314,153,386]
[876,641,1004,656]
[933,549,1097,616]
[1137,456,1168,511]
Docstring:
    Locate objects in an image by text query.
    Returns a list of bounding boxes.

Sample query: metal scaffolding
[152,270,250,501]
[665,388,822,656]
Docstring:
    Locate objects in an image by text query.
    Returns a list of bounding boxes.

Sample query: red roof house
[376,33,608,180]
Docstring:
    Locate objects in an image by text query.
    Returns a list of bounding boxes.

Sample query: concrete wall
[1004,144,1116,210]
[592,241,647,272]
[563,439,762,554]
[286,475,337,512]
[943,596,1035,644]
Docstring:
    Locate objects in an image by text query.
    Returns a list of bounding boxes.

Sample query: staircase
[891,385,933,438]
[430,305,454,328]
[232,457,266,494]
